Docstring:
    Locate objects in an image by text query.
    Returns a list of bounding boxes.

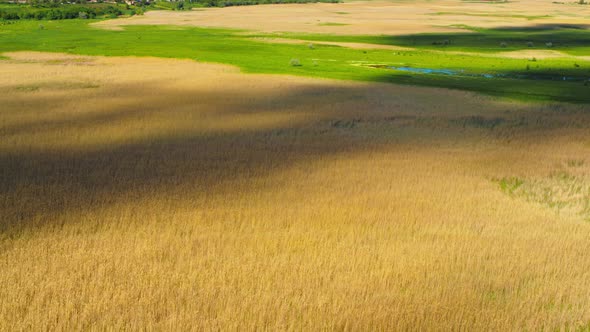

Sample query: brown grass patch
[2,52,590,330]
[495,49,577,59]
[249,37,414,50]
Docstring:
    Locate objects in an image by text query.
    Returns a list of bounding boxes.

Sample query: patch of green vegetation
[0,0,339,16]
[495,177,524,194]
[280,25,590,55]
[150,0,339,10]
[1,20,590,103]
[495,167,590,221]
[431,11,551,21]
[15,84,41,92]
[567,159,585,167]
[318,22,349,26]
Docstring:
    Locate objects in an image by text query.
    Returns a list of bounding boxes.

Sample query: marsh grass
[495,176,525,194]
[2,53,590,330]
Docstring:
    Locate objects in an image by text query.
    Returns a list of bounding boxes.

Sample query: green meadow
[1,19,589,101]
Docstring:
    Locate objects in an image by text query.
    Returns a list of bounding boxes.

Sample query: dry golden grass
[1,52,590,330]
[248,37,414,50]
[94,0,590,35]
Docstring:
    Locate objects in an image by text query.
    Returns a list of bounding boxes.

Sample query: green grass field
[1,19,589,102]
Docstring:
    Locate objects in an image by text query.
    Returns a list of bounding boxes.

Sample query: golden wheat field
[1,50,590,330]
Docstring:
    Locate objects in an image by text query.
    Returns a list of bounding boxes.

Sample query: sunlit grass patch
[2,51,590,331]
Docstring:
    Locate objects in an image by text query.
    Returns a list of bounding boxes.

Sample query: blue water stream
[382,66,585,82]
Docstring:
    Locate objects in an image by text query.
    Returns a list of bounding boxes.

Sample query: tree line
[0,0,338,21]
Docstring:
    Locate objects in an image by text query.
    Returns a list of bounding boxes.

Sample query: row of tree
[0,4,126,20]
[0,0,338,21]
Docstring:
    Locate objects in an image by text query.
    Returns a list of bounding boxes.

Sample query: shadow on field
[371,72,590,104]
[491,24,590,31]
[1,77,589,237]
[0,81,384,235]
[370,25,590,51]
[301,25,590,102]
